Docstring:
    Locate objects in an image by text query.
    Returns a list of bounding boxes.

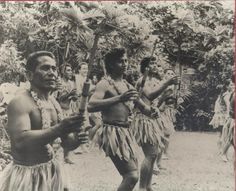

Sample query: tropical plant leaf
[60,8,91,32]
[83,9,105,20]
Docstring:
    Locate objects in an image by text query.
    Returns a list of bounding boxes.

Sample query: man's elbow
[87,103,96,112]
[145,93,153,101]
[142,89,153,101]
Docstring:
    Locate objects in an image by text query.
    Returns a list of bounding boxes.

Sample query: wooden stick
[78,33,100,114]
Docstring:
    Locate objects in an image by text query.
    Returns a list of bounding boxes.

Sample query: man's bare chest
[145,78,160,90]
[30,101,58,130]
[107,81,130,96]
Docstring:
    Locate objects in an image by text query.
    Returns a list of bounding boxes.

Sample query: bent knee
[123,170,139,184]
[145,153,158,162]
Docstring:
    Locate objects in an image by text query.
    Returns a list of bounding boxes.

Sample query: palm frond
[83,9,105,20]
[60,8,92,32]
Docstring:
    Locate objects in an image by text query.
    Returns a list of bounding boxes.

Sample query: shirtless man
[159,68,177,159]
[0,51,88,191]
[133,57,178,191]
[88,48,157,191]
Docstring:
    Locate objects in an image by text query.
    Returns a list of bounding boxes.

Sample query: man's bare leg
[221,143,231,162]
[147,147,163,191]
[163,135,170,159]
[146,162,155,191]
[109,154,138,191]
[217,126,223,153]
[64,149,74,164]
[155,148,163,170]
[118,170,139,191]
[139,144,157,191]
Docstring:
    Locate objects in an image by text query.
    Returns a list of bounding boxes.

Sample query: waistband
[13,155,54,167]
[103,121,130,128]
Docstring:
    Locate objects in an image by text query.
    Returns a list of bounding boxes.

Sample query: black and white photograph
[0,1,235,191]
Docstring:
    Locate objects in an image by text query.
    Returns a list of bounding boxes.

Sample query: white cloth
[75,74,86,95]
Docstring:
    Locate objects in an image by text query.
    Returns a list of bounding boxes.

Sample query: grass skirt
[132,113,165,150]
[164,106,176,124]
[209,113,226,129]
[0,158,67,191]
[221,117,234,150]
[94,124,136,161]
[160,107,175,136]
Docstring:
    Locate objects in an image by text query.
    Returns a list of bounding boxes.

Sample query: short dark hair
[164,68,174,74]
[26,51,55,72]
[140,56,156,74]
[75,62,87,73]
[104,48,126,74]
[60,63,72,75]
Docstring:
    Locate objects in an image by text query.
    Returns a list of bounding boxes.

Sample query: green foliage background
[0,1,234,130]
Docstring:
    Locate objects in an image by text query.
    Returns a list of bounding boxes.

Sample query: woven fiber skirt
[209,113,226,129]
[0,158,68,191]
[159,108,175,136]
[95,123,136,162]
[164,106,176,124]
[132,113,165,150]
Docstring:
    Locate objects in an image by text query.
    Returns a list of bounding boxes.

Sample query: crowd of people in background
[210,77,235,162]
[0,48,234,191]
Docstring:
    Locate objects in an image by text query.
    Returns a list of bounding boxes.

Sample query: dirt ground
[65,131,234,191]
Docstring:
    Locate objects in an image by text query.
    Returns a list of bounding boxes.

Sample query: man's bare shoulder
[95,79,110,90]
[7,92,33,113]
[135,77,143,88]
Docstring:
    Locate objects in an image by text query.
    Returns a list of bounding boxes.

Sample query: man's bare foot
[162,153,169,160]
[64,157,74,164]
[153,166,160,175]
[158,165,167,170]
[147,188,154,191]
[221,155,228,162]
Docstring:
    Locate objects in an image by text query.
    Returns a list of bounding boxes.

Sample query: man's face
[80,64,88,77]
[31,56,58,91]
[148,61,164,78]
[165,70,175,80]
[64,66,73,80]
[157,64,164,79]
[228,81,235,92]
[148,60,155,72]
[114,54,128,74]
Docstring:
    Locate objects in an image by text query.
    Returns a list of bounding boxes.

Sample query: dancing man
[209,82,230,157]
[88,48,157,191]
[220,77,235,162]
[158,68,177,160]
[133,57,178,191]
[0,51,88,191]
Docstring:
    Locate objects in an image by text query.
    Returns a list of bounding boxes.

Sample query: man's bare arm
[142,76,178,101]
[134,98,152,116]
[88,80,121,112]
[7,97,83,151]
[128,82,153,116]
[58,89,77,102]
